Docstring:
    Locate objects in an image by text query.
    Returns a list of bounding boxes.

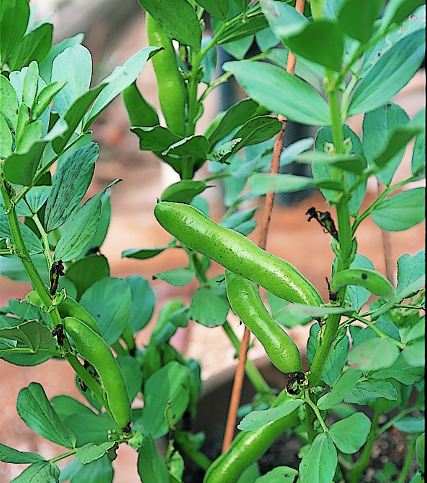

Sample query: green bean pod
[154,202,323,306]
[203,398,299,483]
[63,316,132,431]
[329,268,394,300]
[57,295,102,335]
[225,270,302,373]
[146,14,186,136]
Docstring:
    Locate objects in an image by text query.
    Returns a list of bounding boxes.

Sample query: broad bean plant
[0,0,425,482]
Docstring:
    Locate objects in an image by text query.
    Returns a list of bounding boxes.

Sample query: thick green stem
[0,175,61,329]
[350,410,381,483]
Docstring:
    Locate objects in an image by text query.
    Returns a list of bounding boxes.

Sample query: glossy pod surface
[203,403,299,483]
[146,14,186,136]
[330,268,395,299]
[226,270,302,373]
[63,317,132,430]
[154,202,323,306]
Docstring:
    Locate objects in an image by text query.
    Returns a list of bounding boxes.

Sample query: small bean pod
[146,14,186,136]
[329,268,394,300]
[154,202,323,306]
[225,270,302,374]
[63,316,132,431]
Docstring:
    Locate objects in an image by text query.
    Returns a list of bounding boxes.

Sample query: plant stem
[397,434,418,483]
[0,175,61,329]
[304,389,328,433]
[350,410,381,483]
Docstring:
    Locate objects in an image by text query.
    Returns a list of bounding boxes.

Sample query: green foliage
[0,0,425,482]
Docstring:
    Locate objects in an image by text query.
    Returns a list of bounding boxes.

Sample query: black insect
[49,260,65,295]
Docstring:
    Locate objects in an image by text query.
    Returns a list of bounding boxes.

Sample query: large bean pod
[154,202,323,306]
[63,316,132,431]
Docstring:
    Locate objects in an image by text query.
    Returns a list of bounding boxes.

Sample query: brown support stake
[221,0,306,454]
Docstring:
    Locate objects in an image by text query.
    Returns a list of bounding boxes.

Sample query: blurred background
[0,1,425,481]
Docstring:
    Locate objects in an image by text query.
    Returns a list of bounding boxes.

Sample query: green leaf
[299,433,337,483]
[75,441,116,465]
[370,187,425,231]
[60,454,113,483]
[343,254,376,311]
[338,0,383,43]
[0,320,56,352]
[45,142,99,232]
[137,435,169,483]
[0,74,19,130]
[62,413,118,446]
[189,287,229,327]
[131,125,182,152]
[50,394,96,421]
[161,180,208,204]
[416,433,425,473]
[411,107,426,178]
[215,5,268,45]
[32,79,66,120]
[8,22,53,71]
[125,275,156,333]
[39,33,84,84]
[285,19,344,72]
[205,98,260,147]
[197,0,230,20]
[313,125,367,216]
[318,368,362,410]
[122,246,171,260]
[162,135,210,160]
[249,173,343,195]
[362,102,412,185]
[3,118,67,185]
[370,353,424,384]
[138,0,201,49]
[84,46,160,129]
[22,60,39,108]
[396,250,425,296]
[238,399,303,431]
[0,443,44,464]
[51,44,92,116]
[52,83,106,154]
[394,417,425,434]
[348,338,400,371]
[16,382,76,448]
[153,267,195,286]
[329,413,371,454]
[348,29,425,116]
[380,0,426,30]
[79,277,132,345]
[117,355,143,402]
[345,380,398,405]
[261,0,307,39]
[15,120,43,153]
[0,0,30,65]
[223,60,331,126]
[11,461,60,483]
[254,466,298,483]
[141,361,191,439]
[0,213,43,254]
[64,254,110,300]
[53,181,119,262]
[233,115,281,150]
[0,112,12,157]
[402,341,425,367]
[296,151,366,175]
